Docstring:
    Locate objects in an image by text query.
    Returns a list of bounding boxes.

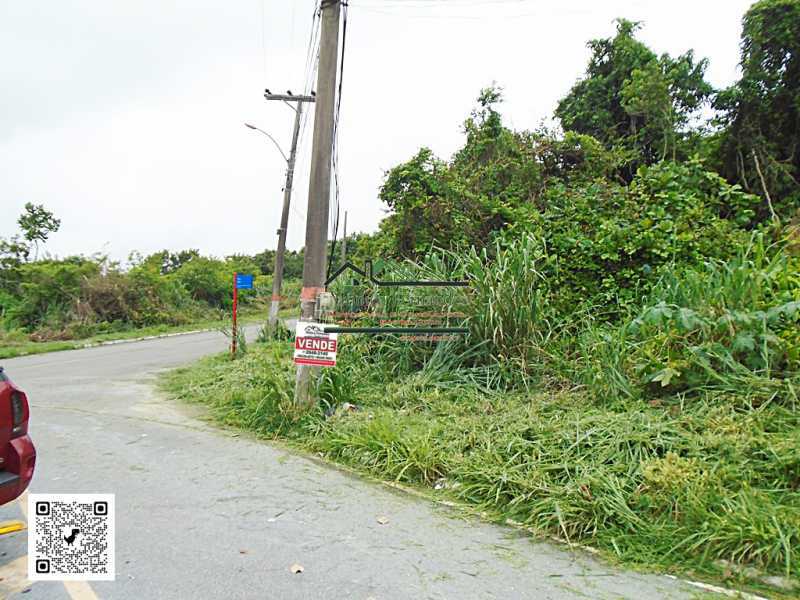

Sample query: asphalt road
[0,327,708,599]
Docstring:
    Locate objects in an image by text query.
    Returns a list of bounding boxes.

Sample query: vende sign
[296,337,336,353]
[294,321,338,367]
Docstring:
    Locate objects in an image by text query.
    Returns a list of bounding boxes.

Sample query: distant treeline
[0,204,310,341]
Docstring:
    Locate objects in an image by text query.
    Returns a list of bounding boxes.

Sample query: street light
[244,113,305,329]
[244,122,288,163]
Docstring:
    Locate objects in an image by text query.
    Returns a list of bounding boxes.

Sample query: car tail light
[11,391,25,436]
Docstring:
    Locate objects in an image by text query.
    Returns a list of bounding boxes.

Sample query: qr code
[27,493,115,581]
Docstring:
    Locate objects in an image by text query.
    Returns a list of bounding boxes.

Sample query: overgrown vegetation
[165,234,800,595]
[163,2,800,594]
[0,205,301,355]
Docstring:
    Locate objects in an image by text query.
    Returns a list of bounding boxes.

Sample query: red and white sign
[294,321,338,367]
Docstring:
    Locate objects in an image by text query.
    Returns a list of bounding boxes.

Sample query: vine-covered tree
[714,0,800,221]
[555,20,712,175]
[378,146,451,258]
[378,87,548,256]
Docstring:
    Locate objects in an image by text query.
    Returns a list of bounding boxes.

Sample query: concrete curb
[3,320,278,360]
[78,328,215,349]
[79,321,265,349]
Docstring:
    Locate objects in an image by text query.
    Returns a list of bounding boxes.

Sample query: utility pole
[295,0,342,406]
[341,210,347,264]
[260,91,315,328]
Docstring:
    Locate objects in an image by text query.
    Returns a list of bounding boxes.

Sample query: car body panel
[0,367,36,505]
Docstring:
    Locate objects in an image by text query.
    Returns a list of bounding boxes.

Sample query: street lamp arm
[244,123,289,163]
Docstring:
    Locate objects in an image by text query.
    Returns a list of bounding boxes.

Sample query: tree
[253,248,304,279]
[714,0,800,222]
[17,203,61,260]
[0,236,30,267]
[160,249,199,275]
[377,87,633,258]
[379,147,451,257]
[555,20,712,176]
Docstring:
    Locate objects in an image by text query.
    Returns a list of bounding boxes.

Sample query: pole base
[268,300,280,326]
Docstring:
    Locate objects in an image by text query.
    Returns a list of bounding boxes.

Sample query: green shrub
[515,160,758,313]
[6,259,98,330]
[162,344,316,438]
[0,252,240,341]
[171,257,230,308]
[577,236,800,402]
[125,267,199,326]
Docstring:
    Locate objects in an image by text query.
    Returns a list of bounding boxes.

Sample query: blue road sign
[235,274,254,289]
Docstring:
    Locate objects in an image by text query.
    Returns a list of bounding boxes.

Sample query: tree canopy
[714,0,800,220]
[555,19,712,176]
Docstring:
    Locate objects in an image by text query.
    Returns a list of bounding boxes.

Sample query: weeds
[576,235,800,404]
[163,341,800,591]
[162,233,800,595]
[256,319,294,343]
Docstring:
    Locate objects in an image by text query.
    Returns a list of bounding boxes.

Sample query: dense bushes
[161,2,800,591]
[0,251,275,343]
[526,160,758,312]
[578,239,800,403]
[0,211,303,348]
[6,259,100,331]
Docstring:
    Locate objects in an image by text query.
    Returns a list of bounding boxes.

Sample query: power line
[354,0,533,6]
[287,2,323,229]
[327,0,348,278]
[259,0,267,81]
[296,2,322,171]
[302,3,322,92]
[349,0,544,20]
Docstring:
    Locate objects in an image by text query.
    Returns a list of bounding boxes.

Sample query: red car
[0,366,35,505]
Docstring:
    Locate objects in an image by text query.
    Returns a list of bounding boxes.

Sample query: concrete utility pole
[260,92,315,328]
[295,0,342,406]
[341,210,347,264]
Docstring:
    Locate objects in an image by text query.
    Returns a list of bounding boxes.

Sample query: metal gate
[321,260,469,338]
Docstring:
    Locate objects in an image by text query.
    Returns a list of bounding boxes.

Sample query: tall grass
[162,343,315,437]
[576,235,800,404]
[163,232,800,593]
[459,234,557,378]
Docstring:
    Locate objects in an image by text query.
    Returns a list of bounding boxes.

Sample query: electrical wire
[286,1,323,226]
[259,0,267,81]
[327,0,348,279]
[296,2,322,175]
[349,0,543,20]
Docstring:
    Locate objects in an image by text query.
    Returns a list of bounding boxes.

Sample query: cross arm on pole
[264,93,316,103]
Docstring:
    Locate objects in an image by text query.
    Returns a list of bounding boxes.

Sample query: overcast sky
[1,0,754,262]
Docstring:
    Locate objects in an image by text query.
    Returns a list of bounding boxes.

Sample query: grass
[159,236,799,597]
[161,339,799,599]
